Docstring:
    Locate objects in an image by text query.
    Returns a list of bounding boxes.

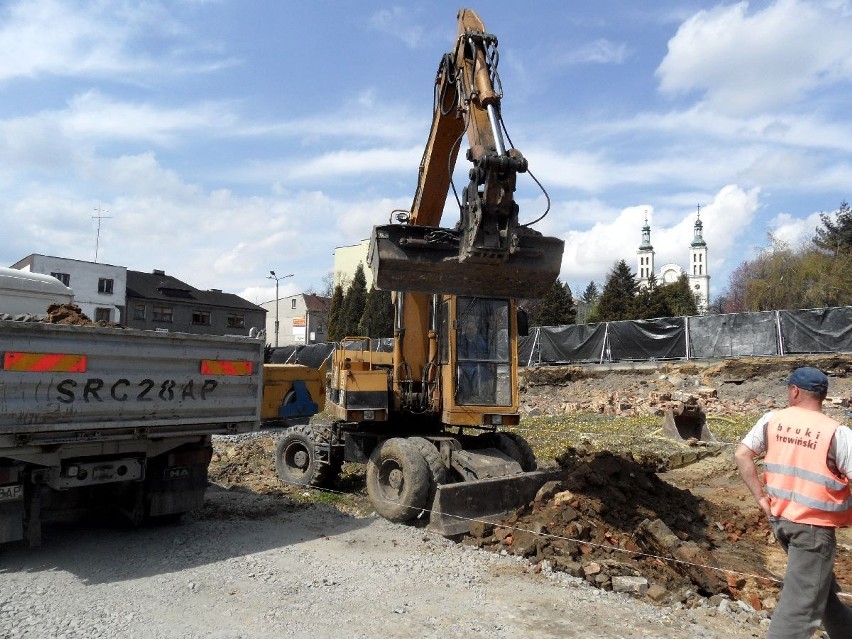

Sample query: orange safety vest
[763,406,852,527]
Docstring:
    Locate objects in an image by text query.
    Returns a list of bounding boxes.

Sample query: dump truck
[0,317,325,546]
[272,9,565,535]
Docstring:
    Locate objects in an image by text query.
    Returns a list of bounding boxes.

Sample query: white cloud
[0,0,233,82]
[558,185,761,294]
[367,7,437,49]
[557,39,630,65]
[657,0,852,115]
[768,211,822,247]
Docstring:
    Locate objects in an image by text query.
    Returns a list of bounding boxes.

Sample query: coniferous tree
[814,200,852,256]
[340,263,367,337]
[593,260,637,321]
[632,273,674,319]
[577,281,599,324]
[326,284,345,342]
[656,274,698,317]
[533,279,576,326]
[359,287,394,337]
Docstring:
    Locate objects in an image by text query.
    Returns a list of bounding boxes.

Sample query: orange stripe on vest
[3,352,88,373]
[200,360,254,376]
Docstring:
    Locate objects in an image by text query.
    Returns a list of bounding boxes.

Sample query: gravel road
[0,485,764,639]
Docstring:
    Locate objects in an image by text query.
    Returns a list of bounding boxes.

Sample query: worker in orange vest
[736,367,852,638]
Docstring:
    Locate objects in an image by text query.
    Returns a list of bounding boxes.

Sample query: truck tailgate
[0,321,262,444]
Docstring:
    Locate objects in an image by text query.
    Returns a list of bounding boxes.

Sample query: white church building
[636,208,710,313]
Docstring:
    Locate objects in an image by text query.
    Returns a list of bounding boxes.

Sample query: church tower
[637,211,655,289]
[687,205,710,312]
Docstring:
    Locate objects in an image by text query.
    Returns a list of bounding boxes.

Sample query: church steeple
[688,204,710,313]
[637,210,655,288]
[691,204,707,247]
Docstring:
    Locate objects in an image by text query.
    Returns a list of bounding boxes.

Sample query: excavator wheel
[408,437,448,504]
[275,425,339,488]
[490,432,537,472]
[366,438,431,523]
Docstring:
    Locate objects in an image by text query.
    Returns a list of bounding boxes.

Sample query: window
[192,310,211,325]
[153,305,174,322]
[133,303,146,320]
[95,308,111,322]
[227,314,245,328]
[291,299,297,309]
[51,272,70,286]
[98,278,114,294]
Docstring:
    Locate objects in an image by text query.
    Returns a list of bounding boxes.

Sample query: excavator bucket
[662,400,716,442]
[426,469,560,536]
[369,224,564,298]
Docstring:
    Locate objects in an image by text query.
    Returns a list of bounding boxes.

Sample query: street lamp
[267,270,294,348]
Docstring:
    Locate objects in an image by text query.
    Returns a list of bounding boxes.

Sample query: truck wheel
[491,432,537,471]
[275,425,336,488]
[366,438,430,523]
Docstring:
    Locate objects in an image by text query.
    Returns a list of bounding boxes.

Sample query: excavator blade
[369,224,565,298]
[426,469,560,536]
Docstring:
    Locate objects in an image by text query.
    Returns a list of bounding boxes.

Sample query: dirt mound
[701,355,852,383]
[41,303,124,328]
[467,448,738,599]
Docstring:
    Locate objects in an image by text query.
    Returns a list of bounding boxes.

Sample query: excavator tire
[275,425,338,488]
[490,432,537,472]
[408,437,448,504]
[366,438,431,523]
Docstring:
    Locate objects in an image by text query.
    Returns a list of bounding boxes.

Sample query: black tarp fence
[687,311,779,359]
[779,308,852,354]
[267,343,336,368]
[522,305,852,366]
[267,306,851,368]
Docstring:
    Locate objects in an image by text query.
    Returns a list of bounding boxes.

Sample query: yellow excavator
[274,9,565,535]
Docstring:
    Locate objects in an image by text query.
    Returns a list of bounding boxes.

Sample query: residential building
[333,239,373,289]
[11,254,126,322]
[125,269,265,336]
[259,293,330,346]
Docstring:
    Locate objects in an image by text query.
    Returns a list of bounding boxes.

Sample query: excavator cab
[368,8,564,299]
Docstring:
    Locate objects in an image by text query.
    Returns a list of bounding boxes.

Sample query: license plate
[0,485,23,502]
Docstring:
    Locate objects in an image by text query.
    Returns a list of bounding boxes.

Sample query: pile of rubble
[519,357,852,422]
[467,447,781,617]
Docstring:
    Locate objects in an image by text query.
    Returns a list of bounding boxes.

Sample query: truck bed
[0,320,263,447]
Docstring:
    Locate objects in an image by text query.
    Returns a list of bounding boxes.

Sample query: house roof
[126,270,263,312]
[303,294,330,312]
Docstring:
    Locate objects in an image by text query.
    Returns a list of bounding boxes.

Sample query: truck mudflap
[369,224,564,298]
[426,469,561,536]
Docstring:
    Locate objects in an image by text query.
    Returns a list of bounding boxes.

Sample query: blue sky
[1,0,850,306]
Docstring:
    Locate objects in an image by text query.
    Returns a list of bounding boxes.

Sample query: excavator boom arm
[369,8,564,299]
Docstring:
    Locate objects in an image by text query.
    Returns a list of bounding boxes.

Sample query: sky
[1,0,850,306]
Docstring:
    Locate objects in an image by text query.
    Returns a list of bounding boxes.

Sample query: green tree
[326,284,345,342]
[721,234,852,312]
[359,287,394,337]
[340,263,368,336]
[655,274,699,317]
[632,273,674,319]
[533,279,576,327]
[814,200,852,256]
[577,281,599,324]
[593,260,637,322]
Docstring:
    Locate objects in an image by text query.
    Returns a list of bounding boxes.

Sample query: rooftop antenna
[92,206,112,262]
